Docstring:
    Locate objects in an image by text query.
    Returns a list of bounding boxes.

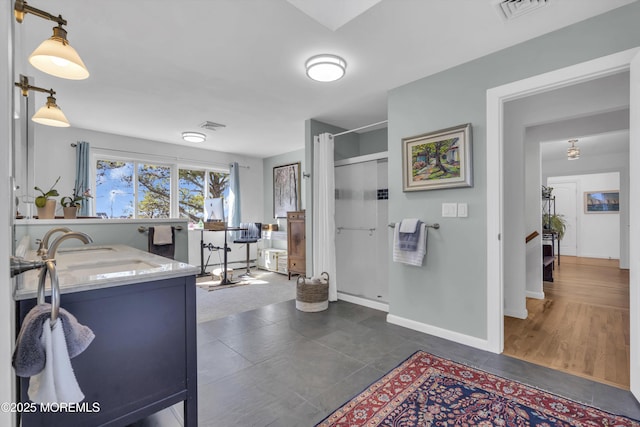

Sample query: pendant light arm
[15,75,55,98]
[14,0,67,26]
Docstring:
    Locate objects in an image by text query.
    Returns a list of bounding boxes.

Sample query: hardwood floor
[503,256,630,389]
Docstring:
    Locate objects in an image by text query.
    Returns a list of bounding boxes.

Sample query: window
[96,156,228,220]
[178,168,230,222]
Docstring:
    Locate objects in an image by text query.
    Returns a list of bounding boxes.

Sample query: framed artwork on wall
[402,123,473,191]
[273,162,301,218]
[584,190,619,213]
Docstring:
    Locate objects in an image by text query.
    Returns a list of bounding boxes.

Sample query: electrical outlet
[458,203,468,217]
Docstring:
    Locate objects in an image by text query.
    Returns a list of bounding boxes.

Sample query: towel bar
[388,222,439,230]
[138,225,183,233]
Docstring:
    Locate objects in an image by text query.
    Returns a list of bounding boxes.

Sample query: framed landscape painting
[402,123,473,192]
[273,162,301,218]
[584,190,619,213]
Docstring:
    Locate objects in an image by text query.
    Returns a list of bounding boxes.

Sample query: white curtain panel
[313,133,337,301]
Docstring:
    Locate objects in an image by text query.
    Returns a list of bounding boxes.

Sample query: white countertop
[14,244,198,301]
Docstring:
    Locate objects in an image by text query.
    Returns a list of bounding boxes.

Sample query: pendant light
[15,75,70,127]
[15,0,90,80]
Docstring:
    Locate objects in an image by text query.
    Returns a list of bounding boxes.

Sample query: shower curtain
[313,133,337,301]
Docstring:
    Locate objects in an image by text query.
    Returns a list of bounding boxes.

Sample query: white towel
[28,319,84,404]
[393,223,427,266]
[399,218,420,233]
[153,226,173,245]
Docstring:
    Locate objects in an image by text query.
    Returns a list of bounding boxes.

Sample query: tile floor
[135,298,640,427]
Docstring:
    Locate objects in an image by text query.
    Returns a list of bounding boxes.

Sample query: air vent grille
[200,121,226,131]
[495,0,549,21]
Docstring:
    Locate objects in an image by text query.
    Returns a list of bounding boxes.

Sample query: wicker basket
[296,272,329,312]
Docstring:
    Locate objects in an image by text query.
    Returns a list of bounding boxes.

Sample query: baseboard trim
[525,290,544,299]
[337,292,389,312]
[386,314,495,353]
[504,308,528,319]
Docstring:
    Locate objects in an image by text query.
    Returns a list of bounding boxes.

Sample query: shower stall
[334,153,389,306]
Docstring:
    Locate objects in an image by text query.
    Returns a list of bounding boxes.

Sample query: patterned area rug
[317,351,640,427]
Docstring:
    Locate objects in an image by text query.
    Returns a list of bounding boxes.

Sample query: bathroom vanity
[14,245,199,427]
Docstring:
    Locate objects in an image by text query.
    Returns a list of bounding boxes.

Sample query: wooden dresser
[287,210,306,279]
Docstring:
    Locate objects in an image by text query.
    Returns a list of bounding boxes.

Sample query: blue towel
[398,220,423,251]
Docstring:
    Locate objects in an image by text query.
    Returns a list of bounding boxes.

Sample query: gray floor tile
[197,339,254,386]
[247,300,299,323]
[315,327,410,364]
[220,321,309,363]
[266,401,324,427]
[198,310,275,340]
[310,365,386,414]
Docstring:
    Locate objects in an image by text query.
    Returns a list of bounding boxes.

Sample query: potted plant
[34,176,60,219]
[60,187,93,219]
[542,213,567,240]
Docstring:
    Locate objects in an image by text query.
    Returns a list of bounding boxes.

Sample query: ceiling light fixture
[567,139,580,160]
[305,54,347,82]
[14,0,90,80]
[182,132,206,143]
[15,75,70,127]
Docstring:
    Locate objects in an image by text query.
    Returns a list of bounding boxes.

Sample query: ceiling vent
[494,0,549,21]
[200,121,226,131]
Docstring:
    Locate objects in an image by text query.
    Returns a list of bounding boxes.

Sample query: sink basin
[56,246,116,255]
[58,259,161,278]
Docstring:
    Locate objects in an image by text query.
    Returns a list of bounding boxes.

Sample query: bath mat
[316,350,639,427]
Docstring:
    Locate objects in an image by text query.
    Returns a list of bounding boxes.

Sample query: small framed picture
[584,190,619,213]
[402,123,472,192]
[273,162,301,218]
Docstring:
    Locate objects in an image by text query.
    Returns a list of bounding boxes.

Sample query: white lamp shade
[306,54,346,82]
[29,37,90,80]
[32,101,70,127]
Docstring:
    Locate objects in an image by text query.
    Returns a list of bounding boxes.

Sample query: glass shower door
[335,158,388,303]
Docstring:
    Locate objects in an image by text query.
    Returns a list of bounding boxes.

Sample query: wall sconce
[567,139,580,160]
[15,75,70,127]
[14,0,89,80]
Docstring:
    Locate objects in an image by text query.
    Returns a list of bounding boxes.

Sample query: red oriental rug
[316,351,640,427]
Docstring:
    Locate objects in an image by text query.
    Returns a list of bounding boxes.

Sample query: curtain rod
[70,143,250,169]
[331,120,388,138]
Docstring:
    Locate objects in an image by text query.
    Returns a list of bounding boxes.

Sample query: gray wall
[387,2,640,341]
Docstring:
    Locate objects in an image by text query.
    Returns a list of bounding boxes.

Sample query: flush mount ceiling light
[567,139,580,160]
[15,75,70,127]
[14,0,90,80]
[182,131,206,143]
[305,54,347,82]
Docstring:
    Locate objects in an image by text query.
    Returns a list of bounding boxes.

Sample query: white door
[549,181,578,257]
[629,50,640,401]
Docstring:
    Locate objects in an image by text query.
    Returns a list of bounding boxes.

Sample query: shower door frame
[334,151,389,312]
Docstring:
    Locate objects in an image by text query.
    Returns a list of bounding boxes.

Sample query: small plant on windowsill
[34,176,61,219]
[60,187,92,219]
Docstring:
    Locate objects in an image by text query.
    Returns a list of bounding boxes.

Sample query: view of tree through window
[96,158,229,220]
[137,164,171,218]
[96,160,134,218]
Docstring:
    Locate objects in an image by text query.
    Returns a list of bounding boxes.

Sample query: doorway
[486,47,640,399]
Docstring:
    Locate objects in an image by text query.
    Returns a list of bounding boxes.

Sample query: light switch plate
[442,203,457,217]
[458,203,468,217]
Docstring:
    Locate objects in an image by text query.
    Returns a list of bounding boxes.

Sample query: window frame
[92,150,229,219]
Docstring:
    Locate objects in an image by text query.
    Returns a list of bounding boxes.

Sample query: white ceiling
[16,0,637,158]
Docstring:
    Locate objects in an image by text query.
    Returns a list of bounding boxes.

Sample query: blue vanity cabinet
[16,275,198,427]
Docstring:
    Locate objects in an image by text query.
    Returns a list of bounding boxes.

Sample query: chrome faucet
[46,231,94,260]
[37,227,72,257]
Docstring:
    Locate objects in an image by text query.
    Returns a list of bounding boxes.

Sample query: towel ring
[37,260,60,327]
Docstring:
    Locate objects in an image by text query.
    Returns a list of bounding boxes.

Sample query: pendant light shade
[15,75,70,127]
[305,54,347,82]
[29,26,89,80]
[32,94,70,127]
